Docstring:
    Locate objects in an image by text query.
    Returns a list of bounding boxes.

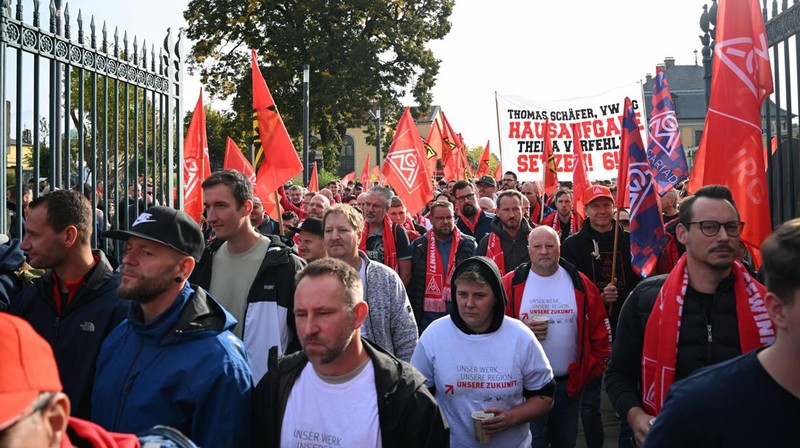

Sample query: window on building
[339,135,355,176]
[694,130,703,146]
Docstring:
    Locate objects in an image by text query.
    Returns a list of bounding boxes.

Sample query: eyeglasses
[432,215,454,222]
[684,220,744,237]
[455,193,475,202]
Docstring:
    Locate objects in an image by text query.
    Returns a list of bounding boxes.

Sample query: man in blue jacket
[9,190,128,419]
[92,206,253,447]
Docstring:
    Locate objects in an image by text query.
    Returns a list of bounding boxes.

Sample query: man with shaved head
[503,226,610,448]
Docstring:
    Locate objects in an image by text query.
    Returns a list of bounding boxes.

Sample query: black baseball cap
[475,175,497,187]
[289,217,323,237]
[104,206,205,261]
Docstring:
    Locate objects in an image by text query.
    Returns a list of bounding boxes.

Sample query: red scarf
[457,210,481,233]
[485,232,506,275]
[423,228,462,312]
[359,214,398,270]
[550,211,580,236]
[641,255,775,415]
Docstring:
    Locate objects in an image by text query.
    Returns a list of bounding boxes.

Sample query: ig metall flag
[647,67,689,195]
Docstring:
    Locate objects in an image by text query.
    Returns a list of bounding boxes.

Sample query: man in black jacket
[9,190,128,419]
[254,258,448,448]
[190,170,306,383]
[561,184,640,448]
[409,201,476,333]
[605,185,774,447]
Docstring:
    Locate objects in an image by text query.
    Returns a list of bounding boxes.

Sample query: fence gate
[0,0,184,247]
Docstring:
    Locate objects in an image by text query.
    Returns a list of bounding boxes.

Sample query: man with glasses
[605,184,772,448]
[502,171,519,190]
[409,201,477,333]
[453,180,494,243]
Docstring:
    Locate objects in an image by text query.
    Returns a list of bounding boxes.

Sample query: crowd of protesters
[1,168,798,448]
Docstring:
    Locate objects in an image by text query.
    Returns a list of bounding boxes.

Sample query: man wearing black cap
[475,174,498,200]
[291,217,326,263]
[92,206,254,448]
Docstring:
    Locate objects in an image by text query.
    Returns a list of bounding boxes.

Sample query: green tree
[184,0,453,173]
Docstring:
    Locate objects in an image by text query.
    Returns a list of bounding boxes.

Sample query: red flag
[182,90,211,224]
[369,165,381,184]
[360,153,371,185]
[224,137,278,219]
[425,120,444,175]
[571,123,591,219]
[308,162,319,192]
[494,162,502,181]
[615,98,635,208]
[382,108,434,214]
[475,141,491,178]
[688,0,773,265]
[341,172,356,183]
[440,112,466,180]
[251,49,303,197]
[541,119,559,196]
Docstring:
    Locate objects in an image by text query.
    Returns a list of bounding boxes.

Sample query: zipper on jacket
[112,340,144,430]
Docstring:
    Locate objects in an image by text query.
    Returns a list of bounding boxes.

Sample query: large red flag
[475,141,491,178]
[440,112,466,180]
[382,108,434,214]
[494,162,502,181]
[223,137,278,218]
[308,162,319,192]
[688,0,773,264]
[251,49,303,197]
[571,123,591,218]
[541,119,560,197]
[360,153,371,185]
[182,90,211,224]
[615,98,634,208]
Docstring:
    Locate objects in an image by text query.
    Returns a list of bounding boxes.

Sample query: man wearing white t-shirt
[502,226,611,448]
[253,258,448,448]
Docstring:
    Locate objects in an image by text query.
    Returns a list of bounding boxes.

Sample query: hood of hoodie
[449,256,507,335]
[0,239,25,271]
[489,214,532,241]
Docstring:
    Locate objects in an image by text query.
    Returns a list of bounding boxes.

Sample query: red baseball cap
[0,313,62,431]
[582,185,613,205]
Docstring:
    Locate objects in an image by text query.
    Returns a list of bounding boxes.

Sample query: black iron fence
[0,0,183,247]
[764,0,800,225]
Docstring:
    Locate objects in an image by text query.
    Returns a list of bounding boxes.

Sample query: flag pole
[274,190,284,236]
[608,207,621,316]
[494,92,503,166]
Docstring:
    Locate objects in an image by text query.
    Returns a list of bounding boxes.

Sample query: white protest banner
[497,84,646,183]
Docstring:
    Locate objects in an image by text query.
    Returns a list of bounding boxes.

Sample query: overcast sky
[11,0,715,155]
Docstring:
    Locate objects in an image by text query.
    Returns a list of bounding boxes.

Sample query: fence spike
[49,0,56,32]
[64,3,70,39]
[102,21,107,53]
[77,9,83,43]
[15,0,22,21]
[33,0,41,27]
[90,15,96,48]
[133,35,138,64]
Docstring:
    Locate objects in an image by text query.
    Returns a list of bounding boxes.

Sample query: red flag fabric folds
[570,123,591,219]
[688,0,773,264]
[360,153,371,185]
[183,91,211,224]
[308,162,319,192]
[476,141,491,178]
[223,137,278,219]
[382,108,434,215]
[251,49,303,197]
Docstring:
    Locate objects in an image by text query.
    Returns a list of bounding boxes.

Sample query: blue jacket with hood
[91,284,254,448]
[0,238,27,310]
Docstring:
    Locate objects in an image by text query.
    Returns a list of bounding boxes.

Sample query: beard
[118,269,175,304]
[302,313,356,365]
[461,203,477,217]
[433,225,454,240]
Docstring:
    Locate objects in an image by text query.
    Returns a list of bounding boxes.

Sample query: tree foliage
[184,0,453,172]
[182,106,243,172]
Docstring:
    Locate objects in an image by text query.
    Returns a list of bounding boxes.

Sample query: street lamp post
[368,102,381,168]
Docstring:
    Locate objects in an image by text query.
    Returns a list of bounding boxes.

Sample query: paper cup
[531,316,550,341]
[471,411,494,444]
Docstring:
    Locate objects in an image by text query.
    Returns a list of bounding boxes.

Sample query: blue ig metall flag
[624,99,667,278]
[647,67,689,195]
